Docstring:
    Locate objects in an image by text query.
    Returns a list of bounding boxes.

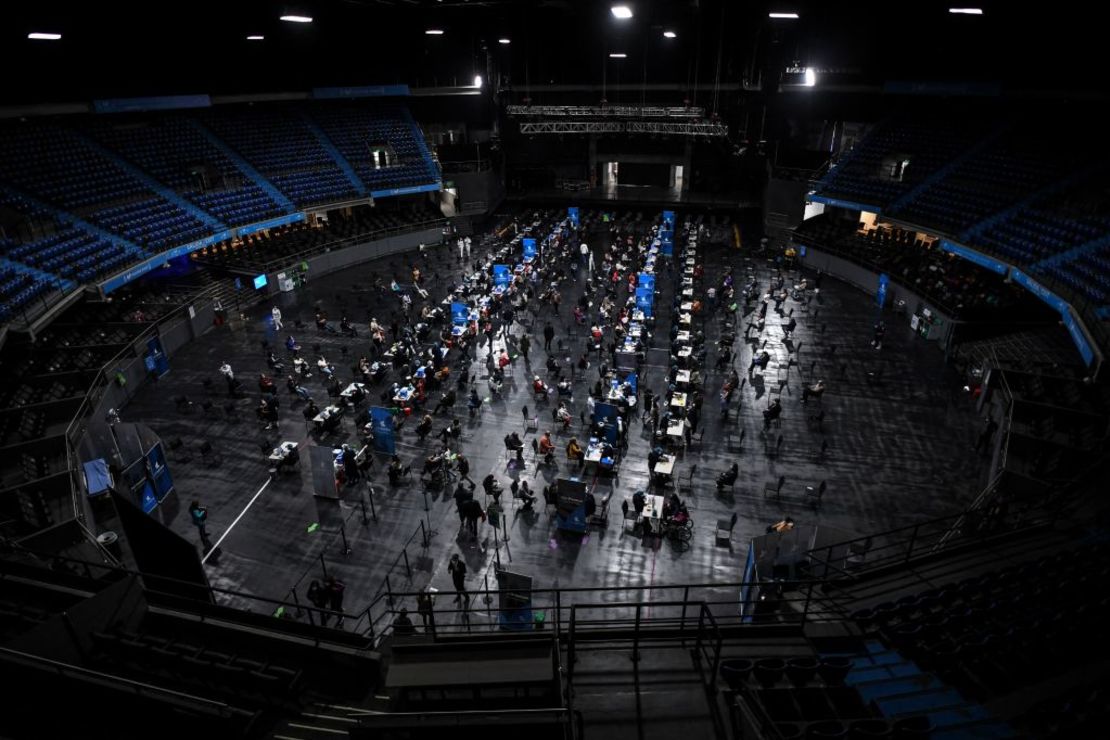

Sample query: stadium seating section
[812,117,1110,315]
[0,103,440,319]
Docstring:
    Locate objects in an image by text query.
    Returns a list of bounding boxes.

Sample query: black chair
[753,658,785,688]
[785,657,819,687]
[718,658,753,690]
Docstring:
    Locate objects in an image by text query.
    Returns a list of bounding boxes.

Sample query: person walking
[448,553,468,604]
[271,306,283,331]
[306,579,330,626]
[453,481,474,525]
[461,498,484,537]
[520,334,531,362]
[543,322,555,351]
[325,575,346,627]
[417,588,436,634]
[188,500,210,547]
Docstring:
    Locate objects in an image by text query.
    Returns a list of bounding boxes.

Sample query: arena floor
[119,216,988,631]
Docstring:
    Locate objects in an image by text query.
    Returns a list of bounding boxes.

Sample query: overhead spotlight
[768,12,800,19]
[498,38,511,44]
[609,53,627,58]
[425,29,445,35]
[246,35,265,40]
[279,15,313,23]
[611,6,633,20]
[663,30,676,38]
[949,8,984,14]
[28,32,62,40]
[804,67,816,87]
[474,75,483,88]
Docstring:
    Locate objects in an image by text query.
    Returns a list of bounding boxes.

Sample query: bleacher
[310,103,440,193]
[199,107,361,208]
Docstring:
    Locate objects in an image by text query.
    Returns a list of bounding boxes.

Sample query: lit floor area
[115,217,988,631]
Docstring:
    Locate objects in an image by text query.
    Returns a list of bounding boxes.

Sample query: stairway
[301,114,367,197]
[72,132,226,231]
[839,640,1016,738]
[185,119,297,213]
[268,698,390,739]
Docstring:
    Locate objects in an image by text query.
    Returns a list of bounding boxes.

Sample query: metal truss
[507,105,705,118]
[519,120,727,136]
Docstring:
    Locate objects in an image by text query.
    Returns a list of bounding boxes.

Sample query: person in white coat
[272,306,283,331]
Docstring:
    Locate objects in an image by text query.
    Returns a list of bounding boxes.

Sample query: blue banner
[522,238,537,261]
[622,372,638,393]
[492,264,511,288]
[593,403,621,445]
[370,182,441,198]
[140,481,158,514]
[662,210,675,225]
[237,212,305,237]
[939,239,1009,275]
[568,207,579,227]
[808,194,880,214]
[659,236,674,258]
[101,228,233,294]
[1010,270,1069,315]
[94,94,211,114]
[637,273,655,292]
[313,84,411,98]
[147,444,173,502]
[635,287,654,317]
[877,273,889,308]
[451,302,469,325]
[145,337,169,378]
[370,407,396,454]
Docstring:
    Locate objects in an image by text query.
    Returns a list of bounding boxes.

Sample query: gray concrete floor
[117,214,987,630]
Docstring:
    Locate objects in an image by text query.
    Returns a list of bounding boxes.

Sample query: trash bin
[96,531,122,561]
[534,610,546,630]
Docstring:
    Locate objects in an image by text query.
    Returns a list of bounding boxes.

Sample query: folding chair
[716,513,739,544]
[764,475,785,499]
[804,480,827,508]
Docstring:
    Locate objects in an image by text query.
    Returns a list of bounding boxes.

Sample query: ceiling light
[426,29,445,35]
[246,35,265,41]
[498,38,511,44]
[768,13,800,19]
[611,6,633,20]
[949,8,983,14]
[280,15,313,23]
[474,75,483,88]
[28,32,62,40]
[663,30,676,38]
[804,67,816,87]
[609,53,627,59]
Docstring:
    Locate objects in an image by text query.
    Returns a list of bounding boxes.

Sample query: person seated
[257,399,279,430]
[445,418,462,440]
[533,376,550,395]
[647,446,664,469]
[802,379,826,403]
[392,607,417,636]
[432,390,457,414]
[286,335,301,353]
[504,432,524,452]
[557,379,573,397]
[498,349,511,369]
[327,376,342,398]
[555,403,572,430]
[258,373,277,395]
[632,490,646,516]
[370,362,388,384]
[267,352,285,374]
[317,356,334,378]
[488,373,504,395]
[566,437,584,462]
[287,375,312,402]
[767,516,795,534]
[302,399,320,421]
[716,463,739,490]
[415,414,433,440]
[293,356,312,378]
[538,431,556,458]
[340,316,358,337]
[482,473,503,498]
[514,480,536,509]
[421,453,444,478]
[546,356,562,379]
[388,455,410,484]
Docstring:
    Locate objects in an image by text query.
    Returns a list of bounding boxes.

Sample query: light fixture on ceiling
[611,6,633,20]
[804,67,816,87]
[280,15,313,23]
[949,8,984,14]
[28,32,62,40]
[768,13,800,19]
[246,35,265,41]
[609,53,627,58]
[663,30,676,38]
[426,29,445,35]
[498,38,511,44]
[474,75,483,88]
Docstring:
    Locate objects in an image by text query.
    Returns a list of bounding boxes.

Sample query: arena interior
[1,2,1108,739]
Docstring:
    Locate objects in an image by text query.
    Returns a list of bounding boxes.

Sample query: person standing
[543,322,555,351]
[272,306,283,331]
[461,498,484,537]
[579,242,589,270]
[325,575,346,627]
[307,579,330,626]
[341,444,360,484]
[188,500,209,546]
[417,588,436,633]
[520,334,531,363]
[219,361,235,395]
[448,553,468,604]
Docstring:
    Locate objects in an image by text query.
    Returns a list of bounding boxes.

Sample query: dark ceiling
[1,1,1101,106]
